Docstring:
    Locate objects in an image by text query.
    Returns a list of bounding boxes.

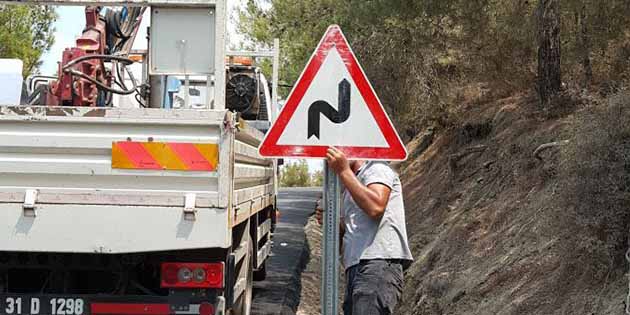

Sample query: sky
[40,2,323,173]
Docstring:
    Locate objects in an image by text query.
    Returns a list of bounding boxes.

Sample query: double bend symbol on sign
[258,25,407,161]
[308,79,351,139]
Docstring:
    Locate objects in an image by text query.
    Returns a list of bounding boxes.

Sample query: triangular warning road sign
[258,25,407,161]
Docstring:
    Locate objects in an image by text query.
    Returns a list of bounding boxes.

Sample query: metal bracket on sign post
[184,193,197,221]
[23,189,38,217]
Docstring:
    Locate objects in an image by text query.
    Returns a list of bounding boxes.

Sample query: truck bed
[0,106,275,254]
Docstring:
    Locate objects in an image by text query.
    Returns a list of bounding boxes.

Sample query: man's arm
[326,147,391,220]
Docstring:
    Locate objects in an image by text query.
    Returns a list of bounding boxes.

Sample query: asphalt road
[251,187,321,315]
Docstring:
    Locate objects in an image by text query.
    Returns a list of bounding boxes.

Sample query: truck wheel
[233,234,253,315]
[253,260,267,281]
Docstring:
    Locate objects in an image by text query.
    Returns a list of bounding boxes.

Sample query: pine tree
[0,4,56,76]
[536,0,562,105]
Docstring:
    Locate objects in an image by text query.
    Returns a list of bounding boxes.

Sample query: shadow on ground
[251,188,321,315]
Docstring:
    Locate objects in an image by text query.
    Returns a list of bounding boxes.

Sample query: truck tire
[253,260,267,281]
[232,234,253,315]
[257,93,268,121]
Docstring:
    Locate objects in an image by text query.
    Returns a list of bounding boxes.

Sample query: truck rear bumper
[91,299,225,315]
[0,203,230,253]
[0,295,226,315]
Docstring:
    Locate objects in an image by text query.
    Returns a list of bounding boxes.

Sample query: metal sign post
[321,162,341,315]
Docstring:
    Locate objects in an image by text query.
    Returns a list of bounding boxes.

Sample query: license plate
[1,297,86,315]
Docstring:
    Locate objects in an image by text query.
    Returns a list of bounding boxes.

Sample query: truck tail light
[160,263,224,288]
[199,303,214,315]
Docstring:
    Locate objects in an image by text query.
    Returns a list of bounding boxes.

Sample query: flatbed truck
[0,1,281,314]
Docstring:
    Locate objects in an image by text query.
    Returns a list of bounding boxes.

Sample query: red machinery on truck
[44,6,145,107]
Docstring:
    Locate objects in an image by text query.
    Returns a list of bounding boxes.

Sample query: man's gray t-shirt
[342,161,413,269]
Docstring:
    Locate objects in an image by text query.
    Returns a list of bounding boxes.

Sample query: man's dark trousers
[343,259,404,315]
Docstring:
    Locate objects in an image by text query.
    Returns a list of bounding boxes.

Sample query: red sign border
[258,25,407,161]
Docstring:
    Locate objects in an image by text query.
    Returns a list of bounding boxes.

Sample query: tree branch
[533,140,569,160]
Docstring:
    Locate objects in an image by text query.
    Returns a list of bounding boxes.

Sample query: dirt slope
[397,92,628,315]
[296,216,345,315]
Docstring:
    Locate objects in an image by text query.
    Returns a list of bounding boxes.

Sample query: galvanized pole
[322,162,340,315]
[271,38,280,122]
[213,0,227,110]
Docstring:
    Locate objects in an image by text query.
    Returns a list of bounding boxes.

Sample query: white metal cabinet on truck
[0,0,280,314]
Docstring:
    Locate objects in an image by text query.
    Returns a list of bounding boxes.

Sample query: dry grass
[559,91,630,268]
[396,89,630,315]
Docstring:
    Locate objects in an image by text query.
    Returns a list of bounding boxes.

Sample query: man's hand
[326,147,351,175]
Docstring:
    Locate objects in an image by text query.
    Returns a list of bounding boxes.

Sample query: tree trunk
[578,5,593,88]
[537,0,562,106]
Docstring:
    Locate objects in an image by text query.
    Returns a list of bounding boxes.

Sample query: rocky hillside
[397,91,630,314]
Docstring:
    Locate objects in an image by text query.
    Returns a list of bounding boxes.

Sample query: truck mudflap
[0,296,225,315]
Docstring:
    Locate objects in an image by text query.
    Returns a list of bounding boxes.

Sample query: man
[316,147,413,315]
